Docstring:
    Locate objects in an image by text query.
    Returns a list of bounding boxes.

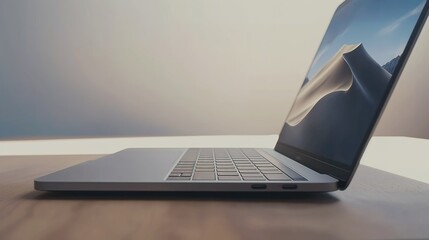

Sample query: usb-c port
[251,184,267,189]
[282,184,298,190]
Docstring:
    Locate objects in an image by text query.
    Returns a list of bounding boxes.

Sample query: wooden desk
[1,155,429,240]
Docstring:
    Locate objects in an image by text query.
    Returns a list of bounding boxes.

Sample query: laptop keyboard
[167,148,306,181]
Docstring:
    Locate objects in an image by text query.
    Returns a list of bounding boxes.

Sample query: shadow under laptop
[23,190,339,204]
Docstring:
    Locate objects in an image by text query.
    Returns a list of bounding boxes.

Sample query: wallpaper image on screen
[279,0,426,167]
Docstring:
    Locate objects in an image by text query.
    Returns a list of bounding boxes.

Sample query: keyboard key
[216,160,232,163]
[219,162,233,165]
[237,167,257,170]
[217,168,237,172]
[238,169,259,173]
[251,160,269,163]
[261,169,282,174]
[242,176,266,181]
[217,172,239,176]
[254,163,273,167]
[167,177,191,181]
[216,165,234,168]
[235,163,253,166]
[195,168,214,172]
[235,160,251,163]
[257,167,279,171]
[197,165,215,168]
[193,172,215,180]
[216,162,234,165]
[169,173,182,177]
[218,176,241,181]
[195,167,214,170]
[174,167,194,170]
[175,166,193,169]
[177,170,193,173]
[241,173,263,177]
[264,174,291,181]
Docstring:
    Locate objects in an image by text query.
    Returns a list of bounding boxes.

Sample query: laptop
[35,0,429,192]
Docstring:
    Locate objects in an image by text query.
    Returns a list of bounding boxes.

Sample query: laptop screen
[277,0,427,171]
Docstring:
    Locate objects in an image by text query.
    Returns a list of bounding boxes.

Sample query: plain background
[0,0,428,140]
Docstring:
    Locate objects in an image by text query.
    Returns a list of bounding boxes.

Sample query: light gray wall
[375,19,429,139]
[0,0,428,139]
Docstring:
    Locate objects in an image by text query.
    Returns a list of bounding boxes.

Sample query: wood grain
[1,155,429,240]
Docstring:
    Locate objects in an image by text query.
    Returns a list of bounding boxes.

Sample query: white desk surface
[1,135,428,184]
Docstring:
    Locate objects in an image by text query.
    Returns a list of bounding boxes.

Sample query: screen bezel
[274,0,429,190]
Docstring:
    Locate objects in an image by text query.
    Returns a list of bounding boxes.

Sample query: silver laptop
[35,0,429,192]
